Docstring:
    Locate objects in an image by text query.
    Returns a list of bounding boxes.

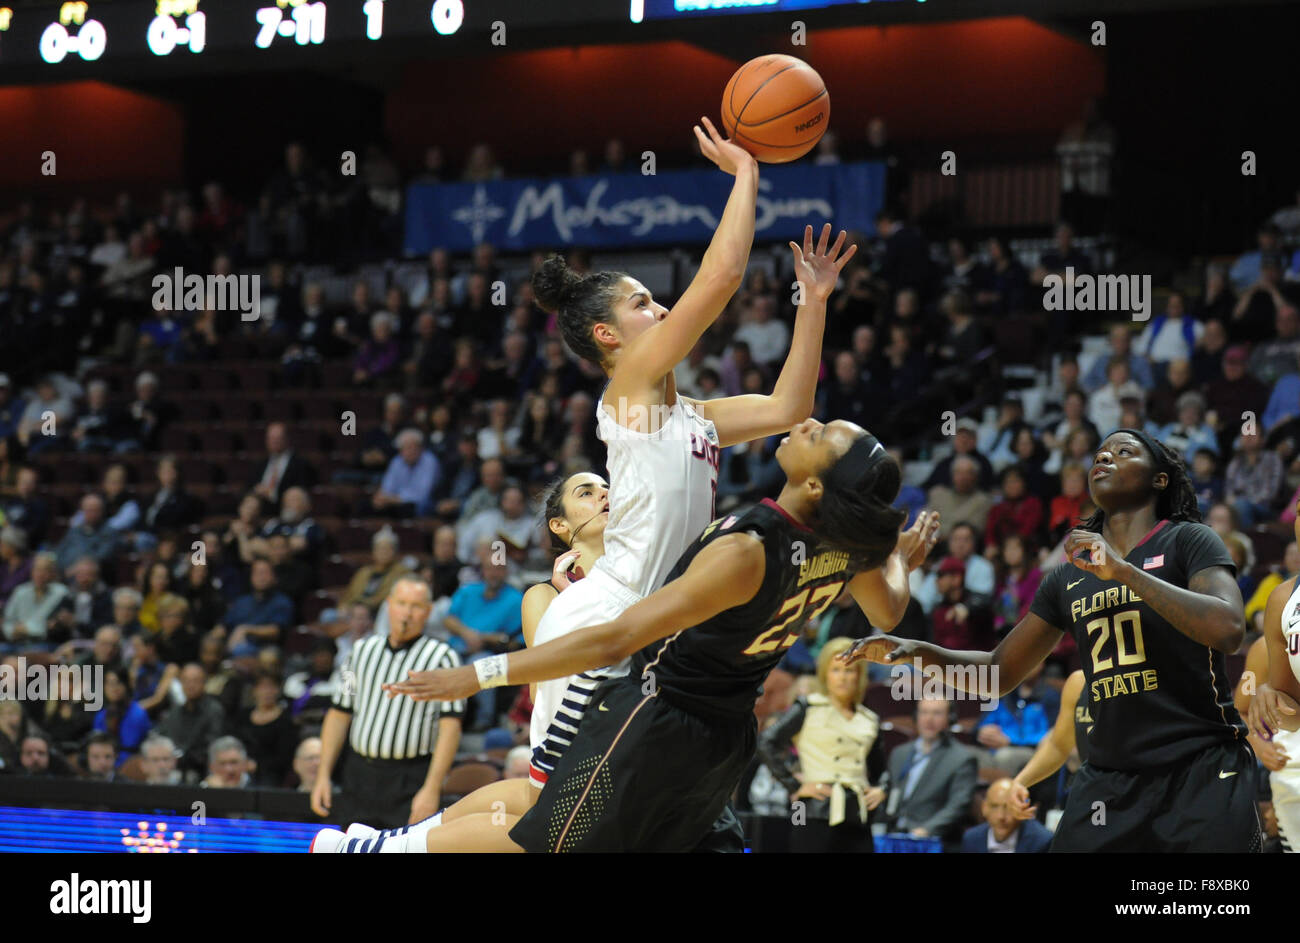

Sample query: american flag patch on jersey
[1142,554,1164,570]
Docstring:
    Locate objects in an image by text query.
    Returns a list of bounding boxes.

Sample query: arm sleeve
[1177,522,1235,579]
[755,698,808,795]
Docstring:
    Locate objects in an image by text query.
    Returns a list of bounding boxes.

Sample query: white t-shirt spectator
[733,319,790,367]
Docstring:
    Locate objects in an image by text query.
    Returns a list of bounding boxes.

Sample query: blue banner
[404,161,885,254]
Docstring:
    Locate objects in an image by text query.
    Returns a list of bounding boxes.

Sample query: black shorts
[336,753,429,830]
[509,677,756,853]
[1050,739,1262,853]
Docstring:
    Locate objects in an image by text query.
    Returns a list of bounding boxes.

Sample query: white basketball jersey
[1278,579,1300,761]
[592,394,720,598]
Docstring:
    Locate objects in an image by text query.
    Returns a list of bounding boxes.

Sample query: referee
[311,576,463,829]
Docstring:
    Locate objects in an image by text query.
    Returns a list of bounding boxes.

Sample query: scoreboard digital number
[40,2,106,63]
[148,1,206,56]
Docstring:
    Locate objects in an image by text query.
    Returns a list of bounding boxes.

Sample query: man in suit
[961,778,1054,853]
[250,422,316,510]
[884,697,978,848]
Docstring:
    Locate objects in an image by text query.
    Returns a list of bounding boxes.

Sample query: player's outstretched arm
[609,118,756,395]
[383,535,766,702]
[688,223,856,448]
[838,610,1063,699]
[845,510,940,630]
[1063,529,1245,653]
[1248,577,1300,740]
[1012,669,1083,805]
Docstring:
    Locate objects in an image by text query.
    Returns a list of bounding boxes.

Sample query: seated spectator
[923,420,995,492]
[339,528,410,614]
[403,312,454,395]
[369,428,439,517]
[932,289,988,372]
[931,557,996,652]
[911,522,995,614]
[120,371,176,453]
[1144,357,1196,427]
[256,486,326,564]
[1231,252,1297,344]
[477,398,522,463]
[63,624,125,673]
[927,456,994,541]
[1136,290,1202,371]
[1081,326,1153,393]
[266,533,314,618]
[883,698,978,848]
[1190,449,1224,517]
[139,733,183,785]
[20,733,70,777]
[153,593,200,667]
[53,494,120,572]
[201,735,253,789]
[83,732,119,782]
[0,526,33,609]
[15,375,75,454]
[1087,357,1144,436]
[353,311,401,385]
[284,638,341,721]
[1224,430,1284,527]
[249,422,316,511]
[91,666,152,758]
[1263,348,1300,439]
[818,351,874,430]
[91,463,141,534]
[960,779,1053,853]
[108,586,145,640]
[2,552,68,652]
[224,492,266,567]
[1048,464,1092,542]
[69,379,129,453]
[352,393,405,483]
[975,662,1058,775]
[183,562,227,634]
[140,454,201,533]
[130,632,179,719]
[993,534,1043,634]
[219,559,293,655]
[1206,346,1271,452]
[138,561,174,634]
[1250,307,1300,389]
[732,294,789,368]
[231,670,296,787]
[156,663,225,778]
[984,466,1045,552]
[971,235,1028,316]
[443,544,524,730]
[292,736,323,792]
[456,484,538,566]
[1153,391,1218,462]
[42,672,93,755]
[51,556,113,641]
[2,466,49,547]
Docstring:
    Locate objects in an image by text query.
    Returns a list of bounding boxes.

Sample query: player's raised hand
[1008,780,1038,821]
[384,665,480,702]
[1247,682,1299,741]
[790,223,858,304]
[694,116,757,177]
[838,633,917,666]
[1063,528,1127,582]
[551,549,584,592]
[893,510,941,571]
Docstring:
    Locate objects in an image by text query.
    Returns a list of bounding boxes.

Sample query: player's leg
[343,771,539,841]
[1152,741,1261,853]
[313,813,525,853]
[1047,763,1154,852]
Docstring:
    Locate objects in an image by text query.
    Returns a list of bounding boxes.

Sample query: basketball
[721,54,829,163]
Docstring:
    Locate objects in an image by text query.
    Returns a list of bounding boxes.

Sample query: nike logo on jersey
[1218,770,1238,779]
[598,702,610,712]
[1066,578,1085,590]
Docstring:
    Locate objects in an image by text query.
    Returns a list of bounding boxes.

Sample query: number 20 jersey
[1029,519,1246,771]
[632,498,855,720]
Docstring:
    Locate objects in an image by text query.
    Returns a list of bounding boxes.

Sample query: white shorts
[1272,767,1300,852]
[528,566,642,788]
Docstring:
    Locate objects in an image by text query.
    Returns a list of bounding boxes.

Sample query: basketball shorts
[510,677,756,852]
[1049,739,1262,853]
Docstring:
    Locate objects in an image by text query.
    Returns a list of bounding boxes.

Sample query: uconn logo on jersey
[690,433,720,471]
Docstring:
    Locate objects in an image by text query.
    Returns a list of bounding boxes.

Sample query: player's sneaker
[346,822,381,840]
[309,827,347,853]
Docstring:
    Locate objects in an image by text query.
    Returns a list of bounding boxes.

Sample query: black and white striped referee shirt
[332,635,465,760]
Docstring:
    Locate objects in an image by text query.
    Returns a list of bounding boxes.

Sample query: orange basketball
[721,54,829,164]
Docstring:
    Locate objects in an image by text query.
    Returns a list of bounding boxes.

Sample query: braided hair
[532,254,632,368]
[1079,430,1200,533]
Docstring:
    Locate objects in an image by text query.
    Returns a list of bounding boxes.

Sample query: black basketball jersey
[631,499,856,719]
[1030,519,1245,771]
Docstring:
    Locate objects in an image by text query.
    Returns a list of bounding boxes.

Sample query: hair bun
[532,254,582,315]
